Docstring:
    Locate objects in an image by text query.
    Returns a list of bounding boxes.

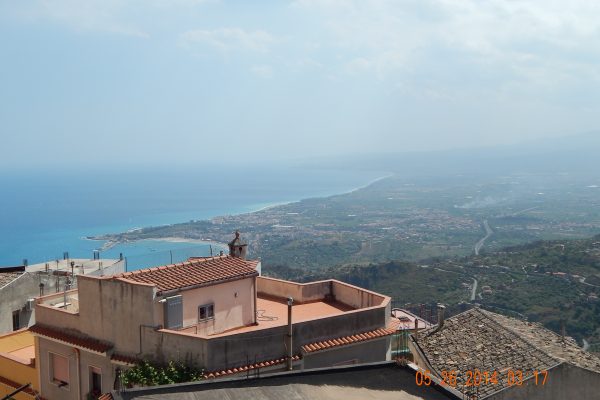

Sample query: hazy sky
[1,1,599,167]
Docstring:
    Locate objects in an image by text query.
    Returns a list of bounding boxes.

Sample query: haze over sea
[0,166,382,269]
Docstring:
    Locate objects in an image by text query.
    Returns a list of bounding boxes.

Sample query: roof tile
[29,325,113,353]
[113,256,258,294]
[204,355,301,379]
[301,327,395,354]
[415,308,565,398]
[110,353,140,365]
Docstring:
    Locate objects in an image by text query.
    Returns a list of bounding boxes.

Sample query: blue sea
[0,166,383,270]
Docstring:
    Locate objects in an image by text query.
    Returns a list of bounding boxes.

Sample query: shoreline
[233,173,393,217]
[89,173,393,249]
[152,237,228,250]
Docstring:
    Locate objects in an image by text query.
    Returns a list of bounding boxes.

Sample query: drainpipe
[286,297,293,371]
[74,348,81,400]
[253,277,258,325]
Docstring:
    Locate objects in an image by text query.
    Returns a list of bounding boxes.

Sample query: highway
[474,219,493,256]
[470,277,478,301]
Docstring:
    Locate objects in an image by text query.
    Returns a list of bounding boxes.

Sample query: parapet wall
[156,300,389,372]
[257,277,388,309]
[34,290,80,332]
[332,281,387,309]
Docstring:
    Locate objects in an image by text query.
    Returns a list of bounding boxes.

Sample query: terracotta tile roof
[98,393,113,400]
[29,325,113,354]
[110,353,140,365]
[203,355,301,379]
[0,374,46,399]
[114,256,258,294]
[301,327,395,354]
[414,308,562,399]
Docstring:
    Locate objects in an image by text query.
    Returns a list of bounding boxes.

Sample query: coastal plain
[91,172,600,351]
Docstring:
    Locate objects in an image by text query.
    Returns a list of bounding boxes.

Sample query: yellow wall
[0,329,33,353]
[0,329,39,399]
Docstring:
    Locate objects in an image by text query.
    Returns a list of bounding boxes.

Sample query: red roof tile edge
[203,355,301,379]
[0,374,46,399]
[110,353,140,365]
[29,324,113,354]
[301,328,396,354]
[112,256,258,294]
[98,393,114,400]
[115,256,256,279]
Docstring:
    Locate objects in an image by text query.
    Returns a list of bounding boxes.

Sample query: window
[198,304,214,322]
[49,352,70,389]
[89,366,102,395]
[12,310,20,331]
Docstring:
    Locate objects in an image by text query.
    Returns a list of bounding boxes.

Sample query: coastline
[89,172,393,249]
[345,174,393,194]
[233,173,393,217]
[152,237,228,250]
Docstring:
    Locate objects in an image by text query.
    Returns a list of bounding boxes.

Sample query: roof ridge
[112,256,258,295]
[116,256,235,278]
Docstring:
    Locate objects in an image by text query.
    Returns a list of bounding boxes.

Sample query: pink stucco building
[31,250,393,400]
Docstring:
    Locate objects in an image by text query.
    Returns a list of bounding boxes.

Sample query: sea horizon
[0,166,387,269]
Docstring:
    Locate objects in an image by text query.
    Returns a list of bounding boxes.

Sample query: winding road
[474,219,493,256]
[470,277,478,301]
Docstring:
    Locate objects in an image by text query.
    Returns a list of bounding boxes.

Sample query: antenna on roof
[210,245,213,257]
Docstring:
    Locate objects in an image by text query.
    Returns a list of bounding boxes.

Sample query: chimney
[414,318,419,339]
[228,231,248,260]
[435,304,446,332]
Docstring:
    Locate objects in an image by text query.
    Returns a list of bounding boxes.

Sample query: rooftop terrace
[181,294,355,337]
[37,289,80,313]
[0,329,35,366]
[26,258,122,275]
[177,276,390,339]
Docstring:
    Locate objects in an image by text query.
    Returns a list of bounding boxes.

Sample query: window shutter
[52,353,69,384]
[164,295,183,329]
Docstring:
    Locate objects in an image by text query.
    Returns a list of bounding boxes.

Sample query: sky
[1,0,600,168]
